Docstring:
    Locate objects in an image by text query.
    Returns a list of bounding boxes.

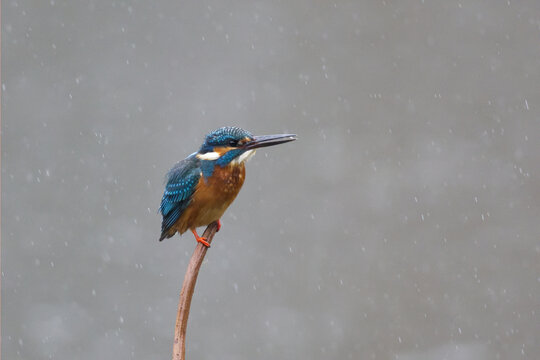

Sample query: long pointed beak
[244,134,297,150]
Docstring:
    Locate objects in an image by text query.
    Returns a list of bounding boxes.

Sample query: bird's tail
[158,229,174,242]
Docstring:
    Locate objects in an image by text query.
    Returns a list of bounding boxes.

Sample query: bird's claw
[191,229,210,248]
[197,237,210,248]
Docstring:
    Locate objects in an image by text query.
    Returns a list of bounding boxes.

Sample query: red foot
[216,219,222,232]
[191,229,210,248]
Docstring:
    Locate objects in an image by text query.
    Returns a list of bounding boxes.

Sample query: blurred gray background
[3,1,540,359]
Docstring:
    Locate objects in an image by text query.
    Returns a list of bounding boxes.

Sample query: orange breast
[175,163,246,233]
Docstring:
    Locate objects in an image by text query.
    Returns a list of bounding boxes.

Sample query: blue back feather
[159,154,201,240]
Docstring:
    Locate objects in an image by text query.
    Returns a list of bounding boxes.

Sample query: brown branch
[172,221,219,360]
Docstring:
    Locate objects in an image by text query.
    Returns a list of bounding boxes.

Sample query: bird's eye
[228,139,238,146]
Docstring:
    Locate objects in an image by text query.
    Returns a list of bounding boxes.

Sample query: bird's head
[197,126,296,166]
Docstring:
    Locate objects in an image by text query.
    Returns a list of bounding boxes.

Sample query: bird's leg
[216,219,222,232]
[190,229,210,248]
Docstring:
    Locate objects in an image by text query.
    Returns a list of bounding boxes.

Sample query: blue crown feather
[200,127,253,152]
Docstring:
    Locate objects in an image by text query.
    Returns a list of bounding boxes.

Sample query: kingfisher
[158,127,296,246]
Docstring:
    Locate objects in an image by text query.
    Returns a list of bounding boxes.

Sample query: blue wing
[159,155,201,241]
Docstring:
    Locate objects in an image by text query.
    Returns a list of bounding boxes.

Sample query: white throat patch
[232,149,256,165]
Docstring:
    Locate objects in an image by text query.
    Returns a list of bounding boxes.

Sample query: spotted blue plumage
[158,154,201,241]
[199,127,253,153]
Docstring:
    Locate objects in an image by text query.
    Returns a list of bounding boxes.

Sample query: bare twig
[172,221,219,360]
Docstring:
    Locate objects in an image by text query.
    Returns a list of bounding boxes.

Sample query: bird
[158,126,297,246]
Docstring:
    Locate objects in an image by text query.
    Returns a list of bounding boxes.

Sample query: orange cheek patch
[213,146,234,156]
[238,136,252,146]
